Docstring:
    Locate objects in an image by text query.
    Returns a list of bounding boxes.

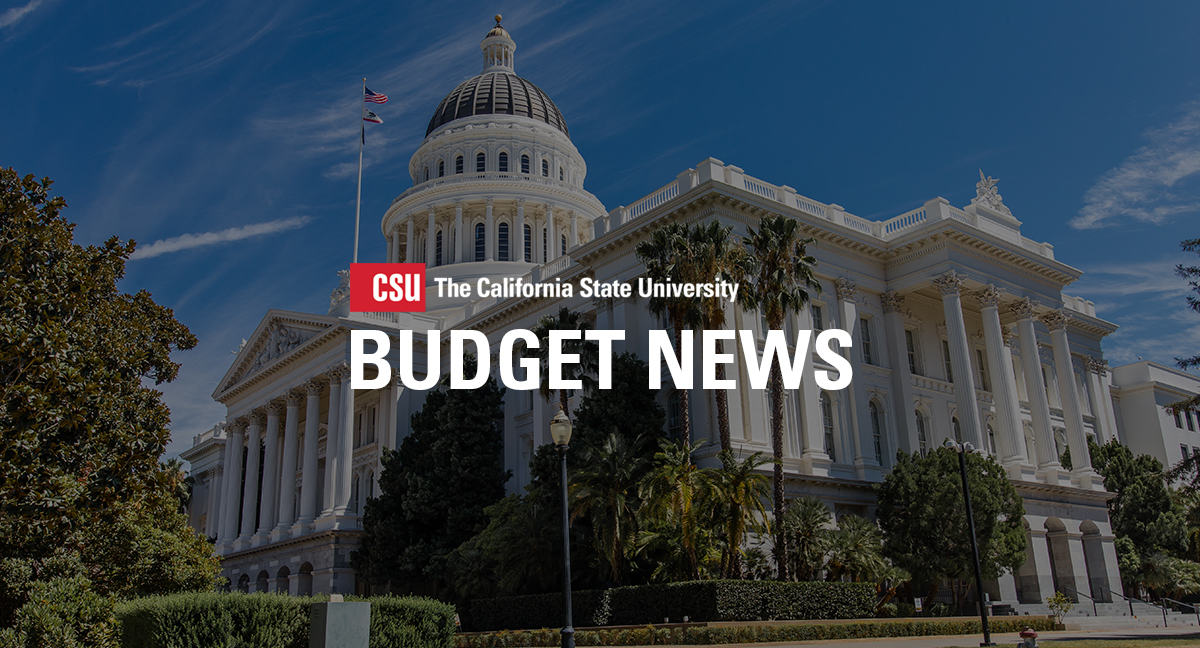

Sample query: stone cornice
[214,322,344,404]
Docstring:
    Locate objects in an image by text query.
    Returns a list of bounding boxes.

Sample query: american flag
[364,87,388,104]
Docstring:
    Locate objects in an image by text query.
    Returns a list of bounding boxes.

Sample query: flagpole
[353,77,365,265]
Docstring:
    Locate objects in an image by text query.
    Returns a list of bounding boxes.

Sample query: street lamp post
[551,406,575,648]
[944,438,995,647]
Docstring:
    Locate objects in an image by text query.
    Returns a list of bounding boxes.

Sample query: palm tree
[710,449,772,579]
[494,500,561,594]
[571,432,649,584]
[824,514,888,583]
[741,214,820,581]
[783,496,832,581]
[689,221,755,452]
[635,222,702,443]
[637,439,713,580]
[526,306,599,417]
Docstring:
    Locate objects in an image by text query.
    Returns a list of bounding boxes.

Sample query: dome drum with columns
[381,16,604,313]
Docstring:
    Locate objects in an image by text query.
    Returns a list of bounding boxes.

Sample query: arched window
[561,234,567,256]
[435,230,443,267]
[455,155,463,174]
[474,223,485,262]
[476,152,486,173]
[521,154,530,174]
[438,160,445,177]
[498,151,508,172]
[820,392,836,462]
[559,167,564,181]
[952,417,962,443]
[498,222,509,261]
[423,166,429,182]
[915,411,928,457]
[869,402,884,464]
[523,224,532,262]
[541,159,549,177]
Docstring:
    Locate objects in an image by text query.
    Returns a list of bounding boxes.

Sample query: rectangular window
[811,304,824,332]
[1184,444,1190,462]
[942,339,954,383]
[821,395,836,463]
[1189,410,1196,432]
[976,348,990,391]
[905,329,918,375]
[860,318,873,365]
[1175,409,1184,428]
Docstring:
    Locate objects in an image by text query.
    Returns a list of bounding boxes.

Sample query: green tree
[876,448,1026,609]
[0,167,198,555]
[688,221,755,452]
[571,433,649,584]
[782,496,832,581]
[635,222,702,443]
[739,214,820,581]
[823,514,888,583]
[709,450,771,579]
[636,440,715,581]
[354,364,510,592]
[525,306,599,418]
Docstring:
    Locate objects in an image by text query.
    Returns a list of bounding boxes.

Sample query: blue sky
[4,1,1200,460]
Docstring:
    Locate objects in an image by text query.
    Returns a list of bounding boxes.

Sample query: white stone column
[321,368,343,517]
[405,217,414,263]
[516,199,526,262]
[425,206,436,268]
[453,200,464,264]
[836,279,877,479]
[975,286,1024,472]
[546,204,556,261]
[236,412,263,550]
[1044,310,1096,486]
[1085,357,1118,444]
[218,422,245,548]
[1000,327,1029,470]
[254,403,282,544]
[273,392,302,540]
[799,302,831,476]
[390,226,401,264]
[569,210,578,250]
[932,271,984,449]
[1011,298,1062,477]
[205,467,221,538]
[485,197,495,261]
[296,380,322,532]
[881,291,919,454]
[334,374,356,518]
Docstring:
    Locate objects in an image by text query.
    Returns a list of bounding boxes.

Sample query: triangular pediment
[214,309,338,397]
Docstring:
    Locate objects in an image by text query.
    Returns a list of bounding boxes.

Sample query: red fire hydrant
[1019,626,1038,648]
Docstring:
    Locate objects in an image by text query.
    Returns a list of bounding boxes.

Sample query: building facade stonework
[181,18,1187,606]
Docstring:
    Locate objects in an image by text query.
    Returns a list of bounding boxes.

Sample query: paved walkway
[682,625,1200,648]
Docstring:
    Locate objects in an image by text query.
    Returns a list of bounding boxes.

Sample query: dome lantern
[481,14,516,73]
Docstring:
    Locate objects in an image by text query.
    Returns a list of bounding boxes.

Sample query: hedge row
[456,617,1057,647]
[115,592,455,648]
[466,580,875,631]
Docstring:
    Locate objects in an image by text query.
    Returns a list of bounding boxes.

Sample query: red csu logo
[349,263,426,312]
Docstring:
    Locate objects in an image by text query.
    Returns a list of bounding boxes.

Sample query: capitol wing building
[181,18,1199,607]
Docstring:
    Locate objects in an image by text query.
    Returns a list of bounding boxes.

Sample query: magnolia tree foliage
[0,168,198,552]
[875,448,1026,605]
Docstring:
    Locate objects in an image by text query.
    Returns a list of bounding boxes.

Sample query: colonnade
[385,198,582,266]
[213,364,401,553]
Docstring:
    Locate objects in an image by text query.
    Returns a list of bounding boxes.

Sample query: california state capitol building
[180,17,1200,609]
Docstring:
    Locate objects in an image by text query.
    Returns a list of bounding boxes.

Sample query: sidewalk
[674,625,1200,648]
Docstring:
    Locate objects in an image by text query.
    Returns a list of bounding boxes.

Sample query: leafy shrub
[116,592,453,648]
[455,617,1057,647]
[6,576,118,648]
[877,603,898,618]
[467,581,875,631]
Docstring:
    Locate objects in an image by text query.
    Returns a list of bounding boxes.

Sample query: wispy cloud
[1072,101,1200,229]
[1072,260,1192,298]
[0,0,42,29]
[130,216,314,260]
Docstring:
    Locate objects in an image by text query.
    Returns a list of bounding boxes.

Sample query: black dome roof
[425,71,569,138]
